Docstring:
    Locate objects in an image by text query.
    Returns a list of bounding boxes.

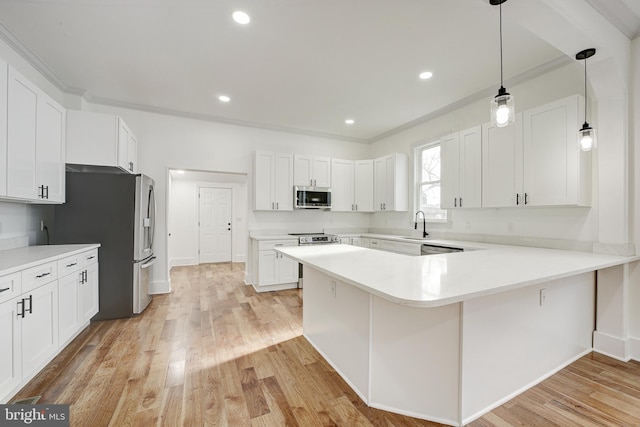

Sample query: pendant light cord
[583,56,588,124]
[499,2,504,88]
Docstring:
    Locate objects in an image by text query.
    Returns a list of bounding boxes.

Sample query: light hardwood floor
[13,262,640,426]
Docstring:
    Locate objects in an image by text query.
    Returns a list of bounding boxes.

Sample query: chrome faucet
[414,211,429,238]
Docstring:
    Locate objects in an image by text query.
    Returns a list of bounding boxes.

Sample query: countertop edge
[0,244,101,276]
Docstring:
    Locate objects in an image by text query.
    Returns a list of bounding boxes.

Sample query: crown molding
[368,55,573,143]
[0,20,68,90]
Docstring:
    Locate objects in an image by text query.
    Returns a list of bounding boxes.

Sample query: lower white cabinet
[21,280,58,380]
[253,239,299,290]
[0,245,99,403]
[0,294,21,401]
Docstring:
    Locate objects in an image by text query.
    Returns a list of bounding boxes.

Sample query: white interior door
[199,187,232,263]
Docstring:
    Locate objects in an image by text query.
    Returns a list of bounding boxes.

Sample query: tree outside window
[416,143,447,220]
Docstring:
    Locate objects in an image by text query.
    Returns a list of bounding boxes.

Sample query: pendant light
[575,48,596,151]
[490,0,515,128]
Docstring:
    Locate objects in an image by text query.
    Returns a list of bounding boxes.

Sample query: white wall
[369,63,598,248]
[629,37,640,344]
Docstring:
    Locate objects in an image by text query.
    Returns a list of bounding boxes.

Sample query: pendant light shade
[576,48,596,151]
[490,0,515,128]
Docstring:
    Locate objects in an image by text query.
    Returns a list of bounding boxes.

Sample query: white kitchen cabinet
[482,95,590,208]
[254,240,298,289]
[0,58,7,197]
[523,94,590,207]
[7,67,38,200]
[0,295,21,401]
[481,115,524,208]
[331,159,374,212]
[6,66,66,203]
[340,236,369,247]
[0,245,99,403]
[441,126,482,209]
[79,262,99,324]
[66,110,138,173]
[57,273,80,346]
[36,92,66,203]
[331,159,354,211]
[374,153,408,212]
[294,155,331,187]
[58,249,99,345]
[20,280,58,381]
[254,151,294,211]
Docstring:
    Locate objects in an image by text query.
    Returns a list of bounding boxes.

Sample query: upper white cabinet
[254,151,293,211]
[294,155,331,187]
[6,66,65,203]
[36,92,66,203]
[331,159,374,212]
[66,110,138,174]
[0,59,7,197]
[482,114,523,208]
[441,125,482,209]
[374,153,408,212]
[482,95,590,208]
[523,94,590,207]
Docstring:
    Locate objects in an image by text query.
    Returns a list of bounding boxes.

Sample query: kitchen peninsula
[276,242,639,426]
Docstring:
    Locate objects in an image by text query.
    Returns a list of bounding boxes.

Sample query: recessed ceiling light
[345,119,355,125]
[232,11,250,25]
[218,95,231,102]
[419,71,433,80]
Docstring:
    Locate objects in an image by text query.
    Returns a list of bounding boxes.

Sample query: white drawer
[58,254,83,277]
[258,240,298,251]
[21,261,58,294]
[0,272,21,304]
[81,249,99,266]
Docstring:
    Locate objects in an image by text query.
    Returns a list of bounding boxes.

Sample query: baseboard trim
[150,280,171,295]
[593,331,630,361]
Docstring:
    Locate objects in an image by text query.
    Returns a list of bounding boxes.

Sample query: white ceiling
[0,0,636,143]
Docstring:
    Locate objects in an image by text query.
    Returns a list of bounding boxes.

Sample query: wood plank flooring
[12,262,640,426]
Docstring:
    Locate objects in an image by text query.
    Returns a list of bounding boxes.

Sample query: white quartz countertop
[250,235,298,241]
[0,244,101,276]
[275,243,639,307]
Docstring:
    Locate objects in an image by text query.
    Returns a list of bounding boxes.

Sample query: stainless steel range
[289,233,340,286]
[292,233,340,245]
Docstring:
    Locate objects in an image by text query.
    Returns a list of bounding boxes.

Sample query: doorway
[199,187,232,263]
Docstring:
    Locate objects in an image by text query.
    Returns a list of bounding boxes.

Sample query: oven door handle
[141,256,157,269]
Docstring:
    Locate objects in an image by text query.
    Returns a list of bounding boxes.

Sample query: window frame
[412,138,448,222]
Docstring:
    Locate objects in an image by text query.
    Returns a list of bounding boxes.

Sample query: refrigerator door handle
[140,256,157,269]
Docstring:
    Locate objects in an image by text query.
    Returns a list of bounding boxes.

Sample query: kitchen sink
[397,236,431,242]
[420,244,463,255]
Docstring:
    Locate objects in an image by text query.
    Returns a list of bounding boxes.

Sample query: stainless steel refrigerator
[52,171,156,320]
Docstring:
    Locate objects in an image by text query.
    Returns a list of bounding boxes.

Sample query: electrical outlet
[539,288,546,306]
[331,281,336,298]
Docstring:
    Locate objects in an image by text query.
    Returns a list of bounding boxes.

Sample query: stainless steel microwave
[294,186,331,209]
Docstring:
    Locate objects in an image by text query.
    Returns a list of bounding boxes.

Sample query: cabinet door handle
[17,299,25,318]
[454,198,457,207]
[0,287,10,293]
[36,271,51,279]
[276,202,279,210]
[27,295,33,314]
[45,186,49,199]
[524,193,529,205]
[516,193,520,205]
[355,204,358,211]
[272,202,275,210]
[460,197,463,207]
[129,161,134,172]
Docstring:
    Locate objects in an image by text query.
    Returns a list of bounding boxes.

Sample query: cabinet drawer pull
[87,256,96,260]
[36,272,51,279]
[66,262,78,268]
[0,287,10,293]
